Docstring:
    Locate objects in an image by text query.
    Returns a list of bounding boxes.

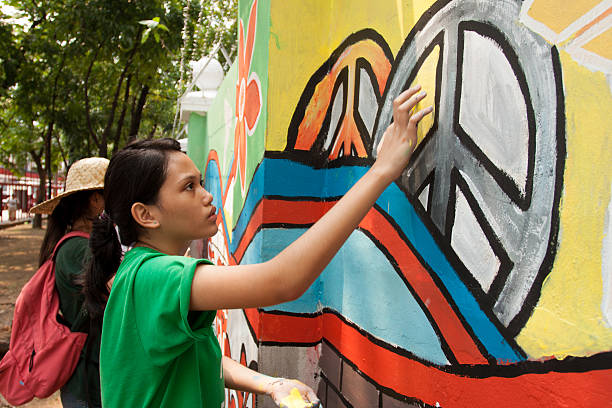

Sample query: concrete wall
[187,0,612,406]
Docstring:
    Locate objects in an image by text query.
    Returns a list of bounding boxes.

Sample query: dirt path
[0,222,61,407]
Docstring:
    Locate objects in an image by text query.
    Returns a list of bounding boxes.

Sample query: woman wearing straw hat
[30,157,109,408]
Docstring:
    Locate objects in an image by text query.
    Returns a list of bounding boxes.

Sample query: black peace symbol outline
[372,0,565,335]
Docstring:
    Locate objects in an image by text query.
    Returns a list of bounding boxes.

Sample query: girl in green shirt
[85,86,432,407]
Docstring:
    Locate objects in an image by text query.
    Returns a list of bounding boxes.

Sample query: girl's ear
[131,202,160,230]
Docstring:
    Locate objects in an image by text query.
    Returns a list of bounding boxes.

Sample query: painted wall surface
[188,0,612,407]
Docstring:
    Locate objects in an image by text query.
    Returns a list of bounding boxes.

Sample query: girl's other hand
[265,378,321,408]
[374,85,433,183]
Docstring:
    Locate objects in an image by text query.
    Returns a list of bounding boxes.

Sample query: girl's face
[88,191,105,218]
[153,151,219,242]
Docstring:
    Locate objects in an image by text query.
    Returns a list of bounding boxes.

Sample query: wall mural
[190,0,612,406]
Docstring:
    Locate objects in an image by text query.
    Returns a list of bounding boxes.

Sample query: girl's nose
[202,189,213,205]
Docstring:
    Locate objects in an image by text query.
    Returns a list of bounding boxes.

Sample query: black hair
[38,190,98,267]
[83,138,182,322]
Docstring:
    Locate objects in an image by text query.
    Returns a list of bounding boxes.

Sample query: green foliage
[0,21,20,95]
[0,0,237,194]
[140,17,170,44]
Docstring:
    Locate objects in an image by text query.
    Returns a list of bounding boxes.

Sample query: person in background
[30,157,109,408]
[85,85,432,407]
[7,193,18,221]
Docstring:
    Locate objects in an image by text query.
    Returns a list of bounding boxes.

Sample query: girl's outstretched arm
[191,85,433,311]
[223,356,320,407]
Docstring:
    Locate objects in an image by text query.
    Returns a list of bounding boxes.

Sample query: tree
[0,0,237,228]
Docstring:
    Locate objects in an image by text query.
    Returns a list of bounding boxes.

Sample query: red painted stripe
[259,311,320,344]
[233,200,265,262]
[324,312,612,407]
[262,198,331,225]
[243,307,261,339]
[253,311,611,407]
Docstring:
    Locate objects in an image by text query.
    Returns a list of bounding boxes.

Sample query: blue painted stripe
[203,161,231,252]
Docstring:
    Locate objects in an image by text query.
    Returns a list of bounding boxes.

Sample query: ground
[0,222,61,407]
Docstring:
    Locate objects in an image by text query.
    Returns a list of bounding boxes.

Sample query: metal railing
[0,169,63,224]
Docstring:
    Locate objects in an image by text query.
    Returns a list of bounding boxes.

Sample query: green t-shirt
[100,247,224,408]
[55,236,101,406]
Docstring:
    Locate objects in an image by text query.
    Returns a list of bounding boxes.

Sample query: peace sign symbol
[372,0,565,333]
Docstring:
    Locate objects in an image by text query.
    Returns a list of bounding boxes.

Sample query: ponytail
[83,213,122,322]
[82,137,181,323]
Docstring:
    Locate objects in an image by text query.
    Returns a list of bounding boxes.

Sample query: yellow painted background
[267,0,436,151]
[516,51,612,358]
[265,0,612,359]
[583,28,612,59]
[517,0,612,357]
[527,0,601,34]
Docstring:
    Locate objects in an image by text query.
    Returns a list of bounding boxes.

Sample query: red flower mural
[231,0,262,195]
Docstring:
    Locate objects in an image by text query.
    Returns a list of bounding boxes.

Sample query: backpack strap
[51,231,90,260]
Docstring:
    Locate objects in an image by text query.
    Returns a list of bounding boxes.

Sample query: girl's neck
[71,217,93,234]
[133,237,189,256]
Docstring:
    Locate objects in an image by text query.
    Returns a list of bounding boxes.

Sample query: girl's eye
[199,177,204,187]
[186,182,194,191]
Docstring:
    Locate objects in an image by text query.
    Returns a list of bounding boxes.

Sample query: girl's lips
[207,206,217,220]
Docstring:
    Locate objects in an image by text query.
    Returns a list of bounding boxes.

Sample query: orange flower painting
[232,0,262,194]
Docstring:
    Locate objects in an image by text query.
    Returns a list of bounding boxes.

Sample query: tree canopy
[0,0,238,225]
[0,0,236,204]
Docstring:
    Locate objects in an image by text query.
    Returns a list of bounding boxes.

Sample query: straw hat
[30,157,109,214]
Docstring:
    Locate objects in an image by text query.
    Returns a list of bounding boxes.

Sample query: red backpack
[0,232,89,405]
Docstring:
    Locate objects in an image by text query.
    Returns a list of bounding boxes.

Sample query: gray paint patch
[325,83,345,151]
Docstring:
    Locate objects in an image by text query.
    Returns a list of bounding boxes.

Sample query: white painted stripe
[565,11,612,48]
[520,0,612,44]
[565,13,612,74]
[564,46,612,74]
[520,0,563,44]
[556,0,612,43]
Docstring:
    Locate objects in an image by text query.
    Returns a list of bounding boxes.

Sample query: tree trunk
[29,149,45,229]
[100,41,140,157]
[148,123,157,139]
[113,74,131,155]
[44,122,53,200]
[128,84,149,140]
[85,44,103,151]
[53,131,68,170]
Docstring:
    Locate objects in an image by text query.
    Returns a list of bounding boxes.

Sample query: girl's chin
[200,225,219,239]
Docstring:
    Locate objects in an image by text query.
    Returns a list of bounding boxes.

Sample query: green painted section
[186,113,207,171]
[232,0,270,221]
[187,0,270,231]
[199,61,238,178]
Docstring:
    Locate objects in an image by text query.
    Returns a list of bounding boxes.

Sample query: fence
[0,168,63,224]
